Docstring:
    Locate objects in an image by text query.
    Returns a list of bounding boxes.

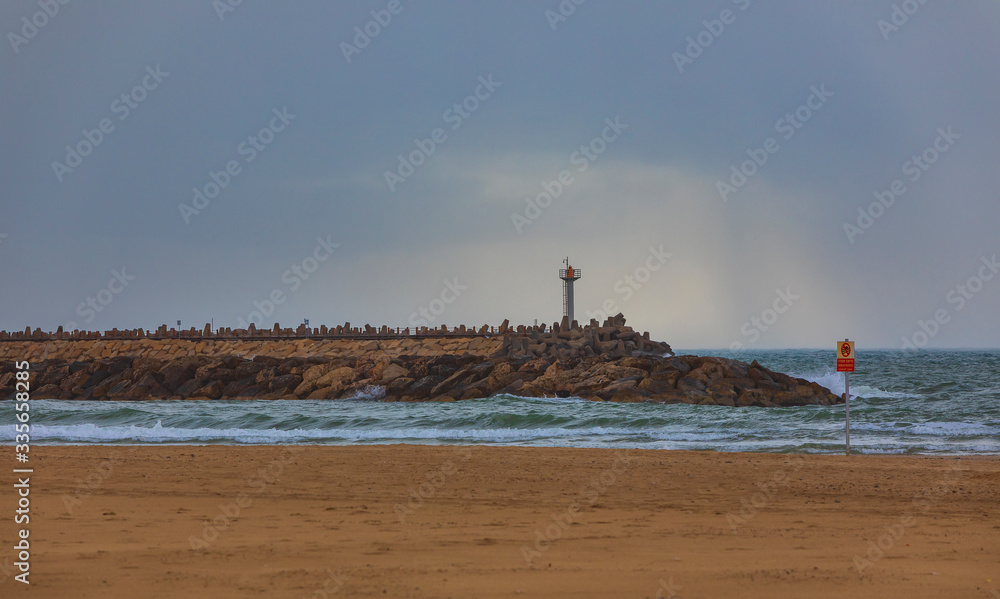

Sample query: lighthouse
[559,257,582,323]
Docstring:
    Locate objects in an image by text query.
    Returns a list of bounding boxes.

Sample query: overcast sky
[2,1,999,350]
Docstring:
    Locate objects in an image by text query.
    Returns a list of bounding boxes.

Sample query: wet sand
[4,445,999,598]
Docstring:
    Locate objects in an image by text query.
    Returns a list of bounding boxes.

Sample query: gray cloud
[2,0,999,349]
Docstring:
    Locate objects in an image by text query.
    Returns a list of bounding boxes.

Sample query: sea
[9,349,1000,455]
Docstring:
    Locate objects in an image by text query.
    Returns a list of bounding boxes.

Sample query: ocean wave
[794,370,919,399]
[26,421,777,445]
[850,421,999,436]
[485,394,582,404]
[338,385,387,400]
[8,347,1000,455]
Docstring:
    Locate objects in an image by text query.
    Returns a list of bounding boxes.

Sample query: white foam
[342,385,386,401]
[849,421,999,436]
[494,394,589,404]
[793,369,919,399]
[27,422,759,445]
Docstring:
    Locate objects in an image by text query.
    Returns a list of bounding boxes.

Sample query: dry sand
[3,445,998,598]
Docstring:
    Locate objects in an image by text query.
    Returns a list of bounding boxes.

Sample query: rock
[237,385,264,398]
[104,380,131,399]
[174,379,204,397]
[38,364,69,388]
[596,376,642,401]
[92,373,126,399]
[676,376,708,395]
[277,359,305,376]
[407,375,445,399]
[255,367,278,386]
[430,367,473,397]
[68,361,90,374]
[307,386,335,399]
[80,368,112,389]
[132,357,162,379]
[495,379,524,396]
[234,361,265,380]
[193,380,225,400]
[637,377,678,396]
[222,378,255,397]
[127,378,170,400]
[736,388,768,407]
[35,383,62,398]
[315,367,355,389]
[269,374,303,393]
[706,382,737,406]
[378,363,409,383]
[386,376,415,396]
[134,372,160,389]
[159,363,196,393]
[287,381,308,398]
[60,366,93,391]
[620,357,653,372]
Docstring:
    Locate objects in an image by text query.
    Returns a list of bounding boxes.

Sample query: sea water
[7,349,999,454]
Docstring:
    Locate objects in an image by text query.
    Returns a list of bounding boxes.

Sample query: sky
[2,1,999,350]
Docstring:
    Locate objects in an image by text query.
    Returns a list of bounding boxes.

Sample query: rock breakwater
[0,314,841,406]
[0,315,840,407]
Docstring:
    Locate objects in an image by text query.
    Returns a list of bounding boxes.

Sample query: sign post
[836,339,855,455]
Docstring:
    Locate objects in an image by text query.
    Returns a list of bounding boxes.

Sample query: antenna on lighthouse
[558,258,582,323]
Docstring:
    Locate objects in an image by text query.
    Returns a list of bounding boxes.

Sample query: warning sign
[837,340,855,372]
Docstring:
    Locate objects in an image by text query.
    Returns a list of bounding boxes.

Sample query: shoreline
[19,443,1000,458]
[10,444,999,598]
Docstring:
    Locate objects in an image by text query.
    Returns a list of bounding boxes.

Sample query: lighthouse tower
[559,257,582,324]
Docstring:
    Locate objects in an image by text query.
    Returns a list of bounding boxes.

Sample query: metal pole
[844,371,850,455]
[566,279,574,323]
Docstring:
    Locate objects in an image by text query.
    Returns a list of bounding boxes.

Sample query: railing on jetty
[0,317,605,343]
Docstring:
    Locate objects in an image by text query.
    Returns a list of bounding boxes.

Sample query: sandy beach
[4,445,998,598]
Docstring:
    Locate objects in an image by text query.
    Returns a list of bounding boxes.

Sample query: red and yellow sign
[837,340,855,372]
